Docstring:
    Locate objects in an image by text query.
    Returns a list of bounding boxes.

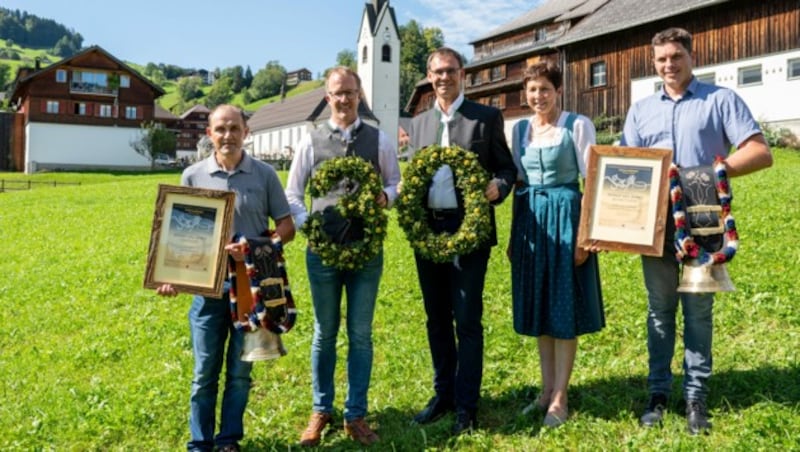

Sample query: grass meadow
[1,149,799,451]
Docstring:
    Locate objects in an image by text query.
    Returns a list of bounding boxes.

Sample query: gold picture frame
[577,145,673,256]
[144,184,235,297]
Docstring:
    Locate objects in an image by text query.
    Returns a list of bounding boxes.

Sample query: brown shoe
[344,417,379,445]
[299,411,332,447]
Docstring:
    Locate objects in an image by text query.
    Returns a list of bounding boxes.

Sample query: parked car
[154,153,177,167]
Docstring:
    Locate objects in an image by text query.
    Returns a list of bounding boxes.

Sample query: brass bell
[241,327,287,362]
[677,259,735,293]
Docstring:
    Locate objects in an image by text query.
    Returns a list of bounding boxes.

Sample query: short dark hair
[522,60,563,90]
[652,27,693,54]
[426,47,463,70]
[209,104,247,126]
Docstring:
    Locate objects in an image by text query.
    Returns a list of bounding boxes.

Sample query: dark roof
[179,104,211,119]
[555,0,731,46]
[10,45,164,104]
[360,0,399,41]
[155,104,179,120]
[471,0,590,43]
[247,86,379,132]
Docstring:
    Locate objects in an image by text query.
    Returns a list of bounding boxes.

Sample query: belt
[430,208,459,220]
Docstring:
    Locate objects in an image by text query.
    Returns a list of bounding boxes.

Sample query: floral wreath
[670,156,738,266]
[301,156,387,270]
[396,145,491,263]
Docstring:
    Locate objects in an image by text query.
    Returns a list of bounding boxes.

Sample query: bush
[596,131,621,145]
[760,121,800,150]
[592,113,623,133]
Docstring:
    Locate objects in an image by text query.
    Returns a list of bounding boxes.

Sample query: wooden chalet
[176,104,211,158]
[7,45,165,172]
[286,68,313,87]
[444,0,800,137]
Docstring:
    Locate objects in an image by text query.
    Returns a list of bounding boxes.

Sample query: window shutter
[86,103,93,116]
[137,107,143,119]
[41,100,47,112]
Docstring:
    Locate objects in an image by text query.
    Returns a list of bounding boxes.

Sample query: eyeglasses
[428,67,460,78]
[328,90,359,100]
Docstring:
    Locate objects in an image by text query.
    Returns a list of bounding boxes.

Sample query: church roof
[361,0,399,39]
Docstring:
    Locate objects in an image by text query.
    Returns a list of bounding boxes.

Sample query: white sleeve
[285,133,314,229]
[377,131,401,207]
[571,114,597,178]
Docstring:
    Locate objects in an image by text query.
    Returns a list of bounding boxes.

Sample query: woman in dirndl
[508,61,605,428]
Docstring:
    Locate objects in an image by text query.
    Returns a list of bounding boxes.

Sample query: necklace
[531,110,560,136]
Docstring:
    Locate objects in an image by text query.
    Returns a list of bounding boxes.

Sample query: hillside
[1,40,323,115]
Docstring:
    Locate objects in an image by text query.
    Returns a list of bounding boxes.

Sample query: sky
[2,0,539,75]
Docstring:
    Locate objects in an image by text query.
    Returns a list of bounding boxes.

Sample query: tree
[51,34,78,57]
[248,61,286,100]
[131,121,177,170]
[0,63,9,90]
[222,65,244,92]
[336,49,356,70]
[399,20,444,109]
[206,76,233,108]
[243,65,253,89]
[177,75,203,101]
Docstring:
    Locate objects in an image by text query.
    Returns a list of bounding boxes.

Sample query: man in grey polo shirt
[158,104,295,451]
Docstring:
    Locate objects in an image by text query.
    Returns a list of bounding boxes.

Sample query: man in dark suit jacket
[407,47,516,435]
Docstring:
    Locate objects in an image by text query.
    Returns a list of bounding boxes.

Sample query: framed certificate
[577,145,673,256]
[144,184,235,297]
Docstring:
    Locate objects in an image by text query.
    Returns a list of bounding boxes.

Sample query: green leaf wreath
[301,156,387,271]
[396,145,492,262]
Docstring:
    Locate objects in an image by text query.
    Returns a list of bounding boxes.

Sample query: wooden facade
[457,0,800,125]
[10,46,163,128]
[563,0,800,121]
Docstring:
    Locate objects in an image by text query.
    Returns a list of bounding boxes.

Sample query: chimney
[34,57,41,71]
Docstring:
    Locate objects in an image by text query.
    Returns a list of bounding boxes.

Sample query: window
[74,102,86,115]
[56,69,67,83]
[98,104,112,117]
[381,44,391,62]
[491,65,505,81]
[590,61,607,87]
[789,58,800,80]
[474,71,483,86]
[46,100,59,114]
[120,75,130,88]
[125,106,137,119]
[696,72,716,85]
[362,46,368,64]
[489,94,505,109]
[520,90,529,108]
[738,65,762,86]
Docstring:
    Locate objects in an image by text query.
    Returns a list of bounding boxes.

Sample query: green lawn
[0,150,798,450]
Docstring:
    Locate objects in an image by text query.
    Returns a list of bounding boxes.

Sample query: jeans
[642,254,713,402]
[187,289,253,451]
[307,248,383,421]
[414,247,490,413]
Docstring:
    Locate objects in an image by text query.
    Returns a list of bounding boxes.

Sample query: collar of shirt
[435,93,464,122]
[327,117,362,141]
[205,151,253,175]
[659,76,698,102]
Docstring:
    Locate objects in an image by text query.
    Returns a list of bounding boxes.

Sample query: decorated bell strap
[670,156,738,266]
[227,231,297,334]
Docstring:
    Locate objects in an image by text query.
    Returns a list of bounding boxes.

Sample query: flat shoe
[521,398,548,415]
[543,410,567,428]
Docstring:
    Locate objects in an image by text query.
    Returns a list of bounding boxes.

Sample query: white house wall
[25,122,150,173]
[631,48,800,135]
[247,122,309,159]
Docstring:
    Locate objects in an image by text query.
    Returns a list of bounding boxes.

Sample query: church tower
[357,0,400,147]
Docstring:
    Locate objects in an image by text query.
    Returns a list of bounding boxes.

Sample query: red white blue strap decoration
[228,233,297,334]
[670,156,738,265]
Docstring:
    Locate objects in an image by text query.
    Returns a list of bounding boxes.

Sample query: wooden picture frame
[577,145,673,256]
[144,184,235,297]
